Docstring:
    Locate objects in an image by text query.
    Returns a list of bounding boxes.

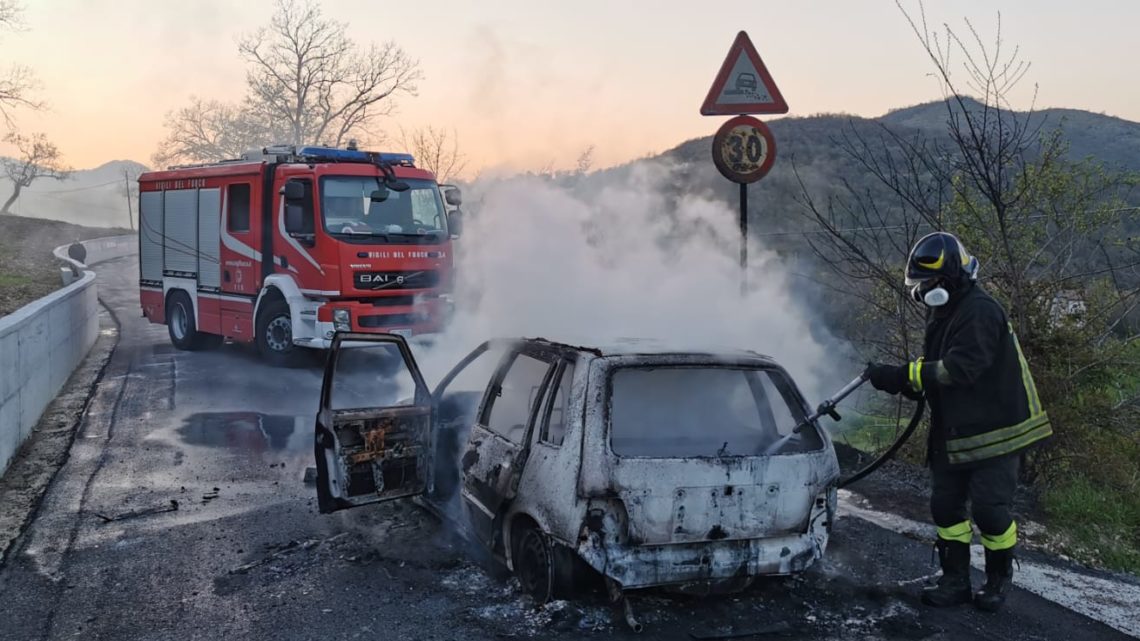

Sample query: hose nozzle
[792,372,870,434]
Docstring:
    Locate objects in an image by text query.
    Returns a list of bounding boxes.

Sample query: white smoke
[415,161,840,404]
[0,160,144,230]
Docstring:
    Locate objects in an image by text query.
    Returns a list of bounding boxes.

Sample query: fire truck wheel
[256,298,297,365]
[167,290,207,351]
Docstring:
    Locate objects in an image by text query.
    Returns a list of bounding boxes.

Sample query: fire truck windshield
[320,176,447,241]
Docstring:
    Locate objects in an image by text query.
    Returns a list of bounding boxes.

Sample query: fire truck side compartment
[139,192,163,284]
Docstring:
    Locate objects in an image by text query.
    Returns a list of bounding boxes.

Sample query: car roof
[494,335,779,363]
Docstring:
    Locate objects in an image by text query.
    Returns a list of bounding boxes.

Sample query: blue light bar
[374,152,415,165]
[293,146,416,166]
[296,146,370,162]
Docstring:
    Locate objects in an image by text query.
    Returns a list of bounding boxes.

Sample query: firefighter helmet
[905,232,979,288]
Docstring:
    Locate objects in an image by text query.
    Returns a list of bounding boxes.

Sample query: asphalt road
[0,255,1134,641]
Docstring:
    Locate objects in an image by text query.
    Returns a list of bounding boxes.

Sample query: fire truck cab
[138,145,460,364]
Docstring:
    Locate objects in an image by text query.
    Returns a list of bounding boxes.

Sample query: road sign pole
[739,182,748,295]
[701,31,787,297]
[710,116,774,295]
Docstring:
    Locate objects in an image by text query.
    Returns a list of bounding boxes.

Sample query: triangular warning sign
[701,31,788,116]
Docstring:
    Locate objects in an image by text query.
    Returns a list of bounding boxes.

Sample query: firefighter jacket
[907,283,1052,467]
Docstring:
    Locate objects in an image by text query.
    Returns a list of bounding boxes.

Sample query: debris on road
[93,499,179,523]
[688,621,794,639]
[230,539,320,575]
[228,533,349,575]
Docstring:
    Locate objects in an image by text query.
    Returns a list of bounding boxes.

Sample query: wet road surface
[0,255,1134,641]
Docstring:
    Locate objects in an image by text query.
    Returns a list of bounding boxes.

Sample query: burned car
[314,333,840,600]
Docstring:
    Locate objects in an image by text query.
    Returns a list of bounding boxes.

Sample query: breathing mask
[912,279,951,307]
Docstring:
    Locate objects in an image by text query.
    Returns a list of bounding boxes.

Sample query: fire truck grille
[358,313,425,328]
[353,270,439,290]
[370,295,416,307]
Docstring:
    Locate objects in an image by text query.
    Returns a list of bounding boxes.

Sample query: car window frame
[326,342,424,413]
[534,358,575,448]
[431,341,512,423]
[479,346,560,445]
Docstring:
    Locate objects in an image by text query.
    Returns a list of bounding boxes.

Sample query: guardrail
[0,234,136,475]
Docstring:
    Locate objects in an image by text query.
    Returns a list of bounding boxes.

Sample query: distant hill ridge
[665,97,1140,172]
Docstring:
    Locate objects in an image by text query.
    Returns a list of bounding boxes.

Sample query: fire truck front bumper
[295,296,453,349]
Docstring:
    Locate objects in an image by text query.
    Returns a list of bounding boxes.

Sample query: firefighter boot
[974,546,1015,612]
[921,539,972,607]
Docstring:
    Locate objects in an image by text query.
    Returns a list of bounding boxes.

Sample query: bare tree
[0,0,43,126]
[152,98,272,167]
[155,0,421,165]
[400,126,467,182]
[1,132,70,214]
[238,0,421,148]
[575,145,595,175]
[0,0,20,26]
[0,66,41,125]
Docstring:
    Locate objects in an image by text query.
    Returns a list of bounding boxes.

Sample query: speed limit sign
[711,115,776,184]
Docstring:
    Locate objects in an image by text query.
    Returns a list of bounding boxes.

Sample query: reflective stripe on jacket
[909,285,1051,467]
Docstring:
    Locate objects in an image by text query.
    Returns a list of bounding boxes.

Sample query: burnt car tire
[512,523,556,603]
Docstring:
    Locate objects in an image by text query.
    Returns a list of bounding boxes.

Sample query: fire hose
[791,371,926,488]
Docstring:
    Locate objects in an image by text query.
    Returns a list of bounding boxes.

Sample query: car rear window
[608,366,819,457]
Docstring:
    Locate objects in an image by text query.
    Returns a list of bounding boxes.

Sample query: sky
[2,0,1138,175]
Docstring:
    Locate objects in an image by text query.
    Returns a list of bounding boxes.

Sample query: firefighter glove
[865,362,908,395]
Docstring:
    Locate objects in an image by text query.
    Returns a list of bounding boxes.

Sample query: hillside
[0,215,133,316]
[601,98,1140,245]
[878,98,1140,170]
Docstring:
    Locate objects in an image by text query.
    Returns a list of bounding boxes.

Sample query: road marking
[838,490,1140,639]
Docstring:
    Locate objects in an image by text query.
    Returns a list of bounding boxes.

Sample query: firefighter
[865,232,1051,613]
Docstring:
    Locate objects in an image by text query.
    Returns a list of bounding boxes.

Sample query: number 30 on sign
[711,115,777,184]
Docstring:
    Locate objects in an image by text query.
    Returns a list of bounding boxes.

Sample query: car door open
[315,332,432,513]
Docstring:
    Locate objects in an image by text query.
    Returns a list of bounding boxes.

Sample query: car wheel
[167,291,206,351]
[512,522,555,603]
[256,298,298,366]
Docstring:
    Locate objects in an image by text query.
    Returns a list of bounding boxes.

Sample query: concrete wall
[0,235,137,475]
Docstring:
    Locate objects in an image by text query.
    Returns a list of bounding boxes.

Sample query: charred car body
[315,334,840,599]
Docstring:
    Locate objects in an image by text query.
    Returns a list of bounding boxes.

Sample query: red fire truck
[137,144,461,364]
